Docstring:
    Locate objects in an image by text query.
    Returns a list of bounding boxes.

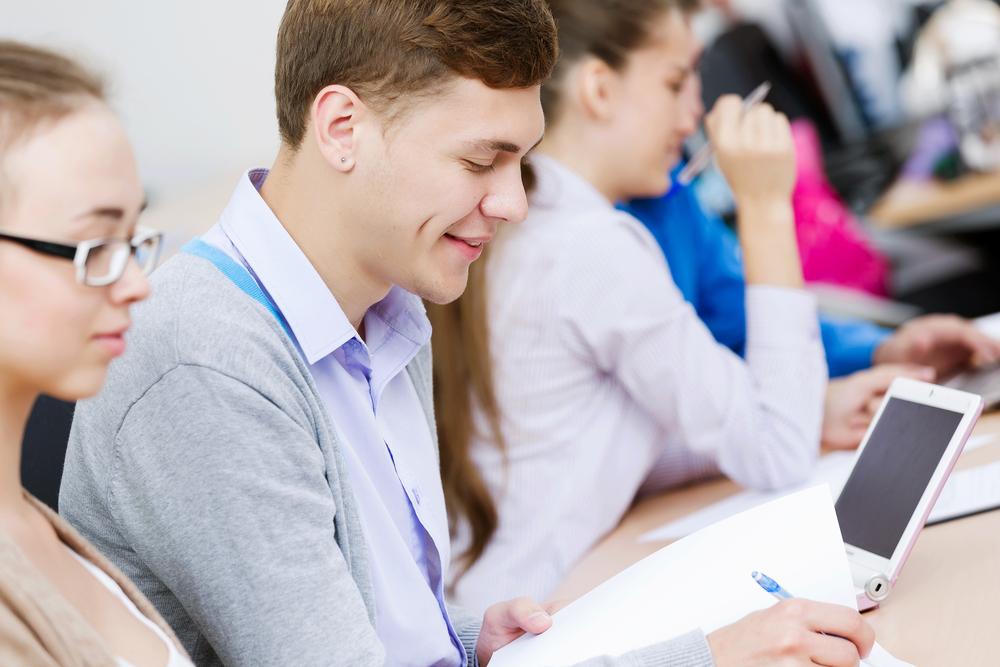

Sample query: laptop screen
[835,397,964,559]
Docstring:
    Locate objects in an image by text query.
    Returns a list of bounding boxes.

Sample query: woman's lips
[93,330,128,357]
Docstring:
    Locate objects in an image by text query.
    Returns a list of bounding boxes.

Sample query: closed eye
[464,159,497,174]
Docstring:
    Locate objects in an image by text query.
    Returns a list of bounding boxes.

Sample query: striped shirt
[450,154,827,612]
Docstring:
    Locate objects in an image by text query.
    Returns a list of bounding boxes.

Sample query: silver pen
[677,81,772,185]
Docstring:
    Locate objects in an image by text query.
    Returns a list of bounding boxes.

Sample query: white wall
[1,0,285,215]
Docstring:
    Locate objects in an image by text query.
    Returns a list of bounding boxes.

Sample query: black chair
[21,395,75,511]
[698,20,901,212]
[698,22,841,146]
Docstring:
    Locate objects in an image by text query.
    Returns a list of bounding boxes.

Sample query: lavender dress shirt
[203,170,464,666]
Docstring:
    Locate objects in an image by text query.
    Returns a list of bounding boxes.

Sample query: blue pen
[753,571,843,642]
[753,572,882,661]
[751,570,794,600]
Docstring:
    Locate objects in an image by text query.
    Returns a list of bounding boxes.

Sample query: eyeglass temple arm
[0,232,77,259]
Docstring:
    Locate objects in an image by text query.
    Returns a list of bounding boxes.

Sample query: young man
[62,2,873,666]
[62,2,562,665]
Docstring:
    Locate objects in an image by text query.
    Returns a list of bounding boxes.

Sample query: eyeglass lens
[83,235,160,285]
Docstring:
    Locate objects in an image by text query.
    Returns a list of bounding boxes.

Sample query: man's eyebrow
[466,137,544,155]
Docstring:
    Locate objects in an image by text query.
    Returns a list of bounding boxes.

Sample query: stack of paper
[490,486,910,667]
[927,459,1000,524]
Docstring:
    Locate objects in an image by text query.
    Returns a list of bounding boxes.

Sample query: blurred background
[3,0,1000,316]
[1,0,285,253]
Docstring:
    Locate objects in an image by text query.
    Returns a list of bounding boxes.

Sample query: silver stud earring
[340,157,347,163]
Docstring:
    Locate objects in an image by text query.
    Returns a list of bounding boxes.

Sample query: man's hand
[823,364,935,450]
[476,597,561,666]
[708,599,875,667]
[874,315,1000,377]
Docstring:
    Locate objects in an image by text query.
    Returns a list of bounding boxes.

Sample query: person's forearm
[712,286,826,491]
[735,198,803,289]
[639,445,720,497]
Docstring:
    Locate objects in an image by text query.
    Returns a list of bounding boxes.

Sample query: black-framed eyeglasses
[0,227,163,287]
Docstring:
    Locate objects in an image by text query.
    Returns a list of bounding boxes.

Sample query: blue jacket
[621,173,889,378]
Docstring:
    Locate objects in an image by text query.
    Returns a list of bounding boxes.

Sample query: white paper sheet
[640,452,855,543]
[928,459,1000,524]
[641,433,998,543]
[963,432,998,453]
[490,487,911,667]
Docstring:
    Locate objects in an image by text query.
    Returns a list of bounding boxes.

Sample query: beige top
[0,494,190,667]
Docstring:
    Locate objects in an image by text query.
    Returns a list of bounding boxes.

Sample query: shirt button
[412,487,422,506]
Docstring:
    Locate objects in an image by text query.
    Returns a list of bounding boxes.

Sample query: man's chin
[415,273,470,306]
[421,286,467,306]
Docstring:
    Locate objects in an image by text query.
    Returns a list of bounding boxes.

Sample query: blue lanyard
[181,238,293,338]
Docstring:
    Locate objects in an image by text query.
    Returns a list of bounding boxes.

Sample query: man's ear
[310,84,367,171]
[573,56,619,123]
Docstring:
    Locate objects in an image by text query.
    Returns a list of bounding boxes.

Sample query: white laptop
[945,361,1000,410]
[833,378,983,610]
[944,311,1000,409]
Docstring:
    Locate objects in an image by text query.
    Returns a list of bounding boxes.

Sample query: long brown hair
[430,0,697,581]
[426,254,500,579]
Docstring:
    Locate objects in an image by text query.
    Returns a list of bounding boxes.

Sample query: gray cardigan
[60,252,714,667]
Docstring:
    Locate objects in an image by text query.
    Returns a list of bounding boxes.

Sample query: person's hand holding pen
[702,88,804,289]
[706,571,874,667]
[678,82,772,186]
[707,597,873,666]
[704,87,796,209]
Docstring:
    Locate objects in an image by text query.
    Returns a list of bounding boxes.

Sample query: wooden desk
[868,171,1000,231]
[554,414,1000,666]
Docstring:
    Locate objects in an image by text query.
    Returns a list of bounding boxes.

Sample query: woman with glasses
[0,41,190,666]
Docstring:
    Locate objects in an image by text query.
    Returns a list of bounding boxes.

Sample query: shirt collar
[367,287,431,348]
[528,153,616,215]
[218,169,430,365]
[531,154,688,211]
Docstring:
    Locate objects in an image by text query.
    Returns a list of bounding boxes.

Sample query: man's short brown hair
[275,0,558,148]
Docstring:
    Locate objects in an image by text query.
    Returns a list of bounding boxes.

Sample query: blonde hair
[0,40,105,209]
